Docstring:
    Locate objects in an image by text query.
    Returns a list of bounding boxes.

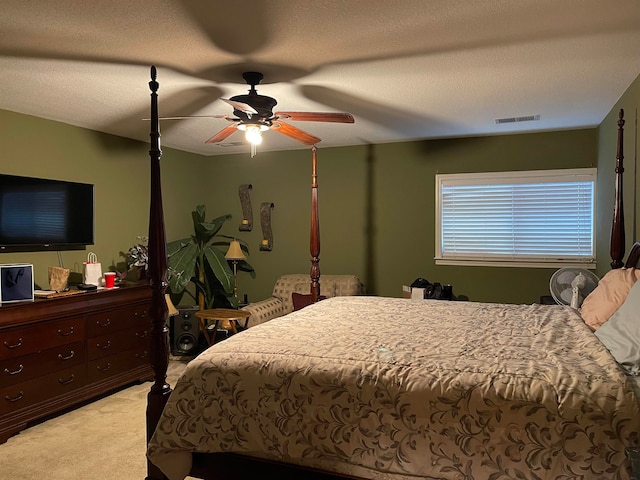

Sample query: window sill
[435,259,596,269]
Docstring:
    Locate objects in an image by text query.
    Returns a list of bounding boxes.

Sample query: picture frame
[0,263,34,303]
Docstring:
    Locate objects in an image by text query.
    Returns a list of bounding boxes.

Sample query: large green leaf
[167,241,198,293]
[204,245,234,294]
[193,204,206,224]
[199,215,231,244]
[166,238,191,256]
[192,205,230,245]
[237,259,256,278]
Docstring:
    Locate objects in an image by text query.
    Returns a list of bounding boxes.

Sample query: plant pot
[130,266,148,282]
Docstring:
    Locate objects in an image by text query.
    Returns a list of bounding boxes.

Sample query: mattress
[148,296,640,480]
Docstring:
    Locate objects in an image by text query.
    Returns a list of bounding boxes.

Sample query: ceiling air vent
[218,142,246,147]
[495,114,540,124]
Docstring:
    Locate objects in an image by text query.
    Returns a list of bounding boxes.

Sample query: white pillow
[595,278,640,375]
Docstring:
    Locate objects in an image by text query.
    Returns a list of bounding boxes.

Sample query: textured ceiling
[1,0,639,157]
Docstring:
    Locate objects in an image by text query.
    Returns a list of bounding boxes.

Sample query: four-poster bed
[144,68,640,479]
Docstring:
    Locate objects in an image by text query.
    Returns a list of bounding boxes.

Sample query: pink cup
[104,272,116,288]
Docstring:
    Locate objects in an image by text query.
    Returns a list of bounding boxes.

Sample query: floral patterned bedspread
[147,296,640,480]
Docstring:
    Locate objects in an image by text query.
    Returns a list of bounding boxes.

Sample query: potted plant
[117,236,149,283]
[167,205,254,310]
[125,236,149,280]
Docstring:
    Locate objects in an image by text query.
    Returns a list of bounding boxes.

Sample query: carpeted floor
[0,359,196,480]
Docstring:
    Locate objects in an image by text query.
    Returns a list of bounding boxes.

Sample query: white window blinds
[436,169,596,267]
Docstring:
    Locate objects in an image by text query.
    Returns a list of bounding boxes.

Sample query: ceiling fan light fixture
[237,123,269,156]
[238,123,269,144]
[246,125,264,145]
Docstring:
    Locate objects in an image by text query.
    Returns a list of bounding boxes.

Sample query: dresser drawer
[87,326,149,361]
[0,317,85,361]
[86,304,149,337]
[87,347,150,384]
[0,365,86,416]
[0,341,85,387]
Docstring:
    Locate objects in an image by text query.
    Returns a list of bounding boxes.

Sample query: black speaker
[170,306,203,356]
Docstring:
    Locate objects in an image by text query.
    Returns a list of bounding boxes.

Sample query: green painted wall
[0,109,209,289]
[199,71,640,305]
[3,69,639,307]
[201,130,597,305]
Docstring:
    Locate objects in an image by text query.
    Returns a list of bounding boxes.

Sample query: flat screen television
[0,174,94,249]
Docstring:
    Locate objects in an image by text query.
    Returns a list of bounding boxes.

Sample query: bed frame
[144,67,636,480]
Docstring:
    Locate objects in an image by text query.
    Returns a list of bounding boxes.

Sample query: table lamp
[225,240,246,304]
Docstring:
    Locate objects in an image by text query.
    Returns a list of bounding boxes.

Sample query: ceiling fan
[159,71,354,156]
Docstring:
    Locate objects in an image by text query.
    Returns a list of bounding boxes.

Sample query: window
[436,168,596,267]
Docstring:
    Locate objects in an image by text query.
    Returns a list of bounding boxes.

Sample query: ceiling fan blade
[144,114,233,121]
[271,121,321,146]
[275,112,354,123]
[102,85,224,149]
[221,98,258,115]
[205,123,239,144]
[299,85,432,136]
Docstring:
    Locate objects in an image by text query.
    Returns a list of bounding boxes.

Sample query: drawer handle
[4,364,24,376]
[3,338,23,349]
[134,310,148,318]
[97,363,111,372]
[97,340,112,350]
[58,374,75,385]
[58,350,75,361]
[5,391,24,403]
[57,326,75,337]
[135,351,148,359]
[96,318,111,328]
[136,330,148,338]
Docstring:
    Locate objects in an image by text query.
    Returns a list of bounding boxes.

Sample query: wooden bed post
[610,109,625,269]
[145,66,171,480]
[310,145,321,302]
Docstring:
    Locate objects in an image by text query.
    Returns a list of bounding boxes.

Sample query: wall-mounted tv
[0,174,94,249]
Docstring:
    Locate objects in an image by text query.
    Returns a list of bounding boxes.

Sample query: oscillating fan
[549,268,600,308]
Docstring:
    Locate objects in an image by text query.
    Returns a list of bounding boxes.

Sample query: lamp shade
[225,240,246,261]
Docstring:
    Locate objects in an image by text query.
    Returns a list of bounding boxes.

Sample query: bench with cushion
[241,274,365,328]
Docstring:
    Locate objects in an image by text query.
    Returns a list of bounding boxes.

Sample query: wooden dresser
[0,285,153,443]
